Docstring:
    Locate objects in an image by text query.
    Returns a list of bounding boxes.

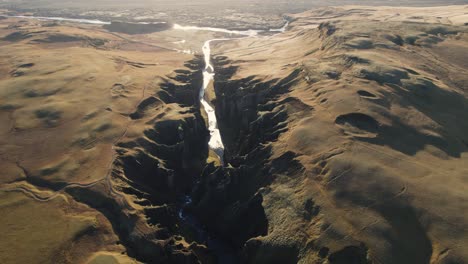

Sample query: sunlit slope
[209,5,468,263]
[0,17,195,263]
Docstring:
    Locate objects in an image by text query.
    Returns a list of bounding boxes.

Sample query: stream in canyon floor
[9,14,288,262]
[176,22,288,263]
[200,38,227,164]
[175,26,263,264]
[176,20,288,164]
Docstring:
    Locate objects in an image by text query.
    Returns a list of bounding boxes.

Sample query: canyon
[0,4,468,264]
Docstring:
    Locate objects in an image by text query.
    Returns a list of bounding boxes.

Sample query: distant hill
[2,0,468,10]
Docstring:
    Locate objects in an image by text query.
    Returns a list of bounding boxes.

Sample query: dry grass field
[205,5,468,263]
[0,16,203,263]
[0,3,467,264]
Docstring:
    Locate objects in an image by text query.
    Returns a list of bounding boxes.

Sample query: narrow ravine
[200,39,227,164]
[177,21,289,263]
[9,14,289,263]
[177,25,263,164]
[179,194,240,264]
[176,31,260,264]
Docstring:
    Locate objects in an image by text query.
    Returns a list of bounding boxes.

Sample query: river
[176,24,266,164]
[176,21,288,263]
[200,39,226,164]
[6,14,288,263]
[176,18,289,163]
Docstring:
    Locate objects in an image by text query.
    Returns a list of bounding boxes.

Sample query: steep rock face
[68,57,214,264]
[196,7,468,264]
[2,6,467,264]
[214,57,301,160]
[188,56,313,262]
[117,113,208,202]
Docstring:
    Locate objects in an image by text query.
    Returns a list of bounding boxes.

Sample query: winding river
[200,39,226,163]
[8,15,285,164]
[5,13,287,173]
[7,14,288,263]
[175,19,289,164]
[175,21,288,263]
[176,25,266,164]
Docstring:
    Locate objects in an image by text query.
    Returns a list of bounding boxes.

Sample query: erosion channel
[8,15,292,263]
[176,23,289,263]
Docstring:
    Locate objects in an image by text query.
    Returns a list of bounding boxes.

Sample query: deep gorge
[65,47,305,263]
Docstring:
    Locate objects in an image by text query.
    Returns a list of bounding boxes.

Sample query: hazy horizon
[2,0,468,10]
[1,1,467,264]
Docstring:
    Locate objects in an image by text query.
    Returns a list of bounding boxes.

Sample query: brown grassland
[0,4,467,264]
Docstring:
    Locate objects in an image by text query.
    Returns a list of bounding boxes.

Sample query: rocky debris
[190,7,468,264]
[182,57,312,262]
[62,58,212,263]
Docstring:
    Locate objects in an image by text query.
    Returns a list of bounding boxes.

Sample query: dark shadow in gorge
[66,57,217,264]
[66,185,167,263]
[117,56,208,205]
[185,56,303,262]
[213,56,301,162]
[66,54,305,263]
